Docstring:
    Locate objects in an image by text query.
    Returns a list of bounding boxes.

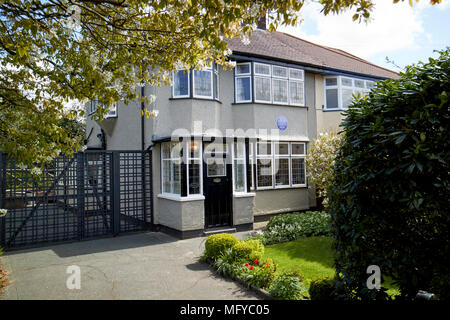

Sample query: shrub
[232,241,253,260]
[329,49,450,300]
[213,248,247,279]
[305,132,343,208]
[259,211,331,245]
[246,239,264,261]
[269,271,308,300]
[241,259,277,289]
[309,276,337,300]
[204,233,238,261]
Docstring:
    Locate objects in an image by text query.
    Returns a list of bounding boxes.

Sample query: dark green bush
[329,49,450,300]
[204,233,238,261]
[309,276,337,300]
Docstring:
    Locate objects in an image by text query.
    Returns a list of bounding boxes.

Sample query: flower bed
[200,233,308,300]
[249,211,332,245]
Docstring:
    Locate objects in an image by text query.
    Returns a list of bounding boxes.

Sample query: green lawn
[263,236,400,296]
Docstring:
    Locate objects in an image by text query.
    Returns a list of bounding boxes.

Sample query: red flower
[254,259,258,264]
[245,262,249,267]
[250,266,254,270]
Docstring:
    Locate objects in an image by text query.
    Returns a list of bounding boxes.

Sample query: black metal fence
[0,150,152,249]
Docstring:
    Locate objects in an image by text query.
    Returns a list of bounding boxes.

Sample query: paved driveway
[0,232,260,300]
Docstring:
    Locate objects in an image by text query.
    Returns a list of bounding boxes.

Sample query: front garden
[200,211,337,300]
[200,210,402,300]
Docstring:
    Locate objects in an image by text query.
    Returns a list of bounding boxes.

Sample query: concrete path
[0,232,260,300]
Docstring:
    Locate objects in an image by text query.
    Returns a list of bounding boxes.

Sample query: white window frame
[288,80,305,106]
[254,76,272,104]
[255,141,307,190]
[213,63,219,100]
[249,142,255,190]
[324,76,377,110]
[272,78,289,105]
[291,142,307,187]
[274,142,291,188]
[256,142,274,190]
[232,141,248,194]
[172,69,190,98]
[161,141,183,196]
[235,62,252,103]
[193,66,214,99]
[186,140,203,196]
[105,102,118,118]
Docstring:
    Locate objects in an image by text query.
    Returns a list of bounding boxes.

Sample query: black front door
[203,142,233,228]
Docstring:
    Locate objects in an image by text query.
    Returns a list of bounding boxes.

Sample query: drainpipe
[141,85,145,151]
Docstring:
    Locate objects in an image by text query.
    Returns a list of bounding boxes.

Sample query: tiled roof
[226,30,399,79]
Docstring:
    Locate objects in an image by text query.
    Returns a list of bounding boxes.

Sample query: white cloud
[278,0,433,59]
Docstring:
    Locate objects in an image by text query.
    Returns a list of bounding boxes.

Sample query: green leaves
[329,48,450,300]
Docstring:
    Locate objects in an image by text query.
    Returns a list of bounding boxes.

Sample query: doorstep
[203,227,237,236]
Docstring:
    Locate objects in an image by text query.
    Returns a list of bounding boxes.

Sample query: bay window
[324,76,377,110]
[172,63,219,100]
[234,61,305,106]
[161,142,182,195]
[255,141,307,189]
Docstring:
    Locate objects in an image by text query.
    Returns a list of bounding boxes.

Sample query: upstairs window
[89,100,118,118]
[324,76,378,110]
[234,62,305,106]
[172,63,219,100]
[173,70,190,98]
[235,62,252,103]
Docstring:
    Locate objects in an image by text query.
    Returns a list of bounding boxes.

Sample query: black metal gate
[0,150,152,249]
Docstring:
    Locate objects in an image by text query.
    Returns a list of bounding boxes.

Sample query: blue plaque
[276,116,288,131]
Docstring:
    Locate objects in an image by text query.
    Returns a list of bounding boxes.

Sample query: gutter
[141,85,145,151]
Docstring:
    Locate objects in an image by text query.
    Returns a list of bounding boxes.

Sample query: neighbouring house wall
[315,74,345,134]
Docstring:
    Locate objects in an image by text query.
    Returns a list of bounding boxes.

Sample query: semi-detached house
[85,23,398,239]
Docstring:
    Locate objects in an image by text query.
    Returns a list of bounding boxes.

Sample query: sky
[278,0,450,72]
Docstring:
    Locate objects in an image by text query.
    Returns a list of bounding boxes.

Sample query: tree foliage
[329,48,450,300]
[0,0,442,164]
[305,131,343,208]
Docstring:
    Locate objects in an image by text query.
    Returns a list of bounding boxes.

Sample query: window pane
[172,162,181,194]
[207,159,226,177]
[194,69,212,97]
[254,63,271,76]
[275,142,289,155]
[326,88,339,109]
[236,63,250,75]
[234,159,245,192]
[325,78,338,86]
[272,79,288,103]
[275,158,290,186]
[257,158,272,187]
[189,160,200,195]
[355,79,365,88]
[162,159,181,194]
[236,77,251,102]
[272,66,288,78]
[174,70,189,96]
[234,142,245,158]
[366,81,375,89]
[341,77,353,87]
[342,88,354,108]
[162,143,171,159]
[254,77,271,102]
[292,158,305,185]
[257,142,271,155]
[289,80,304,105]
[291,143,305,155]
[289,68,304,80]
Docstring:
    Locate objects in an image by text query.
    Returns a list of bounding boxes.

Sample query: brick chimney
[257,10,267,30]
